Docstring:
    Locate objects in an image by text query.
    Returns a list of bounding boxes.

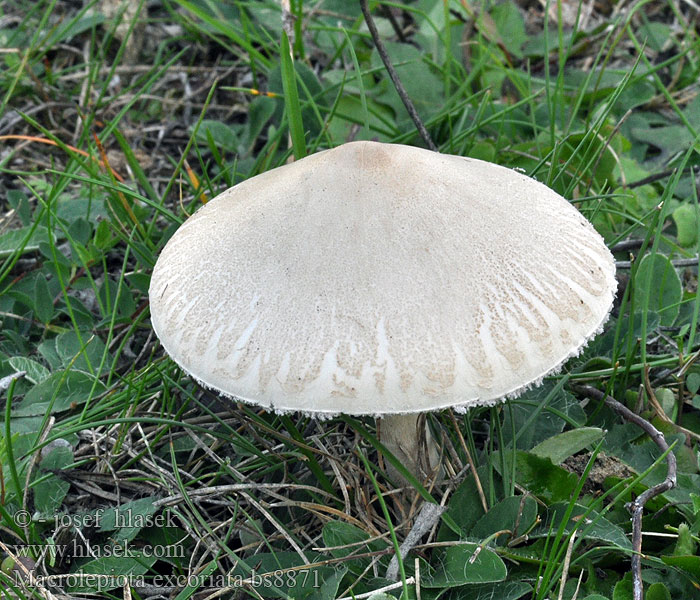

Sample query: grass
[0,0,699,599]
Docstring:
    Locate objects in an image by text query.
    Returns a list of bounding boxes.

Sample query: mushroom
[148,141,616,483]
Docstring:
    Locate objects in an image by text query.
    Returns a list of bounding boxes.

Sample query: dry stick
[643,367,700,443]
[281,0,295,50]
[610,238,647,253]
[385,502,445,581]
[0,371,24,393]
[337,577,416,600]
[574,385,677,600]
[379,4,408,42]
[628,169,674,189]
[359,0,438,152]
[556,530,577,600]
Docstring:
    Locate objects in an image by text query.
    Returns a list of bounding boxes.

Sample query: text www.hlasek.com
[12,539,184,561]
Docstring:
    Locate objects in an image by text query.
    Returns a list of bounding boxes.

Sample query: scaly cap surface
[149,141,616,415]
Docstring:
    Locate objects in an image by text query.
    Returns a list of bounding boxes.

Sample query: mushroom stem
[378,413,440,484]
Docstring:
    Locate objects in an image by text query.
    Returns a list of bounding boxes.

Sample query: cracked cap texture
[149,141,617,415]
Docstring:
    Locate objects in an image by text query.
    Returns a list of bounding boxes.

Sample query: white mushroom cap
[149,141,616,416]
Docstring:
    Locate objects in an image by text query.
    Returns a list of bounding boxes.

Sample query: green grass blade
[280,31,307,159]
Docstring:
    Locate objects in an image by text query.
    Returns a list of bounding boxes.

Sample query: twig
[359,0,437,152]
[153,482,336,508]
[626,164,700,189]
[415,557,422,600]
[643,367,700,443]
[379,4,407,42]
[557,531,577,600]
[610,238,646,253]
[0,371,25,393]
[385,502,445,581]
[336,577,415,600]
[627,169,674,188]
[281,0,295,50]
[573,385,677,600]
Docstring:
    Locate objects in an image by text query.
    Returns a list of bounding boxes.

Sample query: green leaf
[53,331,110,375]
[33,274,54,324]
[67,217,92,246]
[322,521,386,559]
[7,189,31,226]
[98,497,160,543]
[58,296,96,330]
[469,141,497,162]
[534,503,632,549]
[55,194,107,224]
[308,567,347,600]
[422,543,507,587]
[0,226,49,258]
[268,59,323,134]
[458,581,532,600]
[511,451,579,503]
[239,517,263,548]
[470,495,538,544]
[40,240,71,267]
[230,552,334,597]
[140,523,187,568]
[491,1,527,59]
[15,370,107,416]
[629,122,696,164]
[443,472,488,536]
[51,13,104,45]
[244,96,277,149]
[613,578,633,600]
[196,119,240,153]
[326,93,395,140]
[98,278,136,320]
[646,582,672,600]
[661,554,700,578]
[8,357,50,385]
[280,31,306,159]
[686,373,700,395]
[34,445,73,516]
[169,560,217,598]
[672,204,698,247]
[639,22,672,53]
[616,80,656,113]
[634,253,682,326]
[369,42,443,127]
[93,220,114,250]
[502,383,585,451]
[531,428,605,465]
[690,493,700,515]
[655,388,676,418]
[68,553,157,592]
